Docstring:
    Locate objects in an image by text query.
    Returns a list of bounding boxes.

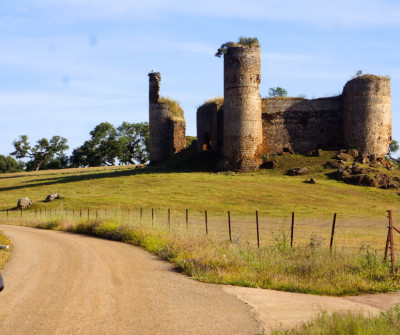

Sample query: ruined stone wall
[262,97,343,154]
[148,72,186,163]
[223,46,262,171]
[343,75,391,157]
[196,100,224,155]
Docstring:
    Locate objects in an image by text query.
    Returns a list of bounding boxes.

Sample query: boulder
[45,193,61,202]
[17,197,33,210]
[288,167,307,176]
[347,149,359,158]
[336,153,353,162]
[324,161,343,169]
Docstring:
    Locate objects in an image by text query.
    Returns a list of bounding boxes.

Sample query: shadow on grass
[0,142,220,193]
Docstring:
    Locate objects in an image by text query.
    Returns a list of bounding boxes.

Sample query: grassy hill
[0,148,399,218]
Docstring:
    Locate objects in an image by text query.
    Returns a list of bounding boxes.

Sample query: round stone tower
[223,46,262,171]
[342,75,391,157]
[148,72,186,163]
[149,72,171,163]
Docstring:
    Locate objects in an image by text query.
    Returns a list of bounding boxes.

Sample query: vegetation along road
[1,225,399,334]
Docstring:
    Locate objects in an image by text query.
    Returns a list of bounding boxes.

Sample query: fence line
[1,207,397,256]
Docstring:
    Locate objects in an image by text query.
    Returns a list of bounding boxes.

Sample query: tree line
[0,121,149,172]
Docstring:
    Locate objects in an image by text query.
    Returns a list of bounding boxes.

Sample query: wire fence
[1,207,398,258]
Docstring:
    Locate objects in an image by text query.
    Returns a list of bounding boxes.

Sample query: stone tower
[148,72,186,163]
[223,46,262,171]
[342,75,391,157]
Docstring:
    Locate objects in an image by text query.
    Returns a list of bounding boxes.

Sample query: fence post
[80,209,82,218]
[186,209,188,230]
[87,208,90,219]
[152,208,154,226]
[205,210,208,235]
[6,210,8,218]
[256,211,260,248]
[228,211,232,242]
[330,213,337,252]
[140,208,143,224]
[290,212,294,247]
[388,210,396,274]
[168,209,171,228]
[20,209,22,218]
[96,209,98,220]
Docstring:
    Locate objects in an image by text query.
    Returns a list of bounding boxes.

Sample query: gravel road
[1,224,399,335]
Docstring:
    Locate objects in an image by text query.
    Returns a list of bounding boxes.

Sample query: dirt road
[1,225,399,335]
[0,225,261,334]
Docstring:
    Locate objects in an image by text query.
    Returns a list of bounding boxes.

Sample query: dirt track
[1,225,399,335]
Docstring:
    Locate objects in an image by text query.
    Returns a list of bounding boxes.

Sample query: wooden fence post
[152,208,154,226]
[388,210,396,274]
[87,208,89,220]
[290,212,294,247]
[205,210,208,235]
[330,213,337,252]
[256,211,260,248]
[186,209,188,230]
[168,209,171,228]
[228,211,232,242]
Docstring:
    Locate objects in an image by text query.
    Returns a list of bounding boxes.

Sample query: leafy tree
[268,87,288,97]
[0,155,24,173]
[11,135,69,171]
[387,140,399,161]
[117,122,149,164]
[70,122,121,167]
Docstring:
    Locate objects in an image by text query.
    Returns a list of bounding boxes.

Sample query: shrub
[215,37,260,57]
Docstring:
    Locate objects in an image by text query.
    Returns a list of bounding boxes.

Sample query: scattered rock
[346,175,376,187]
[347,149,359,159]
[357,154,370,164]
[306,149,323,157]
[17,197,33,210]
[261,159,278,169]
[288,167,307,176]
[336,153,353,162]
[368,154,378,164]
[45,193,61,202]
[324,161,343,169]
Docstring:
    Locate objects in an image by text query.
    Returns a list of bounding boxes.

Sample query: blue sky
[1,0,399,157]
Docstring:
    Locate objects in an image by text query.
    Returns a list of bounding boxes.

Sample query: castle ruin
[150,41,392,171]
[148,72,186,163]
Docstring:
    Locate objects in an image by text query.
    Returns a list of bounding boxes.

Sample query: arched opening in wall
[202,133,212,151]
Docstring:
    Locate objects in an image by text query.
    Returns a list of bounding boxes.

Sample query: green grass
[272,307,400,334]
[158,96,184,121]
[0,231,11,270]
[0,150,399,218]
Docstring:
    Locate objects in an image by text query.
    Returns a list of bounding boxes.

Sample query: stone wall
[223,46,262,171]
[148,72,186,163]
[262,96,343,154]
[196,99,224,155]
[343,75,391,157]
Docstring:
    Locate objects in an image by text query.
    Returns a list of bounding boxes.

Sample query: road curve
[0,225,261,335]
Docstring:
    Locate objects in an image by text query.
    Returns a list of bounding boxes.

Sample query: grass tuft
[159,96,184,121]
[273,306,400,334]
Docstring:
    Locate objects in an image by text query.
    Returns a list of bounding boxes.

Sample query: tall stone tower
[223,46,262,171]
[342,75,391,157]
[148,72,186,163]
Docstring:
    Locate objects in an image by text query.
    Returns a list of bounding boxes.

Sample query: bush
[0,155,24,173]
